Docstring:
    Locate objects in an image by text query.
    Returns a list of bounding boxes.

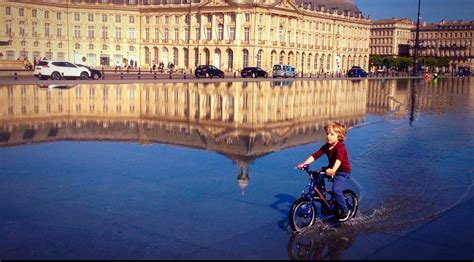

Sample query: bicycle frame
[300,168,335,214]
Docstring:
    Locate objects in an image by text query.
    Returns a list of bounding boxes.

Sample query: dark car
[241,67,268,78]
[456,67,470,77]
[76,64,102,80]
[347,67,368,78]
[195,65,224,78]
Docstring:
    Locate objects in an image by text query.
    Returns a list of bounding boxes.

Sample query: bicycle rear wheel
[289,198,317,232]
[343,190,359,219]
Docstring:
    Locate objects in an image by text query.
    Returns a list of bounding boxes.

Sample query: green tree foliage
[423,57,438,68]
[369,55,383,67]
[436,57,450,67]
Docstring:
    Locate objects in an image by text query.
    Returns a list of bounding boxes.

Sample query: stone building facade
[370,18,474,70]
[411,20,474,70]
[370,18,414,56]
[0,0,371,73]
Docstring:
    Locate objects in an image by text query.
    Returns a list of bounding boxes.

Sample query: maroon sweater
[311,142,351,173]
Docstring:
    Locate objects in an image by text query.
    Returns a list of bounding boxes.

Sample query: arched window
[326,54,331,72]
[314,54,318,70]
[257,49,263,68]
[173,47,178,66]
[204,48,210,65]
[242,49,249,67]
[227,49,233,71]
[144,47,150,64]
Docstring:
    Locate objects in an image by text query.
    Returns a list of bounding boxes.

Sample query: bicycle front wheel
[289,198,317,232]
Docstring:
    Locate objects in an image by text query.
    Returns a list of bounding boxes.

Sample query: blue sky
[354,0,473,22]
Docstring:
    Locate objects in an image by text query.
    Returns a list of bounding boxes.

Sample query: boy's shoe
[338,209,350,222]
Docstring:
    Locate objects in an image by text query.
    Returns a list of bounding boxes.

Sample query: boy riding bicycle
[296,122,352,222]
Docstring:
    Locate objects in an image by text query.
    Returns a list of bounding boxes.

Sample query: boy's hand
[295,163,305,170]
[325,168,336,177]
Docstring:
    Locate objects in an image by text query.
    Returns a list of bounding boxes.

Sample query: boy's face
[326,127,339,145]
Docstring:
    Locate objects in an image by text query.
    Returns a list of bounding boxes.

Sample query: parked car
[347,67,368,77]
[272,64,296,78]
[76,64,102,80]
[455,67,470,77]
[241,67,268,78]
[195,65,224,78]
[34,60,90,80]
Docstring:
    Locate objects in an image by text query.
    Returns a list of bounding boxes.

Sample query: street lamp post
[412,0,421,76]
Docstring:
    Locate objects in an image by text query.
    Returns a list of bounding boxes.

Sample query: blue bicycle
[289,165,359,232]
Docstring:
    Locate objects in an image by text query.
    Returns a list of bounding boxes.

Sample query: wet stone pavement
[0,78,473,259]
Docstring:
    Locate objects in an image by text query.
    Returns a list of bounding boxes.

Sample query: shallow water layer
[0,78,473,259]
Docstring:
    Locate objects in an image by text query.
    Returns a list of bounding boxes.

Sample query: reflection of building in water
[366,78,472,118]
[1,81,368,190]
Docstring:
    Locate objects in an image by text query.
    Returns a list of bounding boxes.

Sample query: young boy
[296,122,352,222]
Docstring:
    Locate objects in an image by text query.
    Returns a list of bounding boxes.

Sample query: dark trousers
[316,172,350,211]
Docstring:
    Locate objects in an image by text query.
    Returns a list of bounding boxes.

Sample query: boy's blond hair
[324,122,347,141]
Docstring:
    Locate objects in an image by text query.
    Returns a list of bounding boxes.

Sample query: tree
[369,55,383,69]
[398,57,413,71]
[424,57,438,68]
[436,57,450,68]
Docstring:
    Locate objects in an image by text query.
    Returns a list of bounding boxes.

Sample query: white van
[272,64,296,78]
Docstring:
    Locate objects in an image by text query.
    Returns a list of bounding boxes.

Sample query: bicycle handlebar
[296,164,326,176]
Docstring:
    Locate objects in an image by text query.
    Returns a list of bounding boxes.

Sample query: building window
[229,27,235,41]
[129,28,135,39]
[44,23,50,37]
[244,27,249,42]
[116,15,121,23]
[44,11,49,19]
[57,12,62,20]
[88,14,94,22]
[102,14,107,23]
[102,26,108,38]
[89,44,94,50]
[184,28,189,42]
[32,9,36,17]
[74,25,81,37]
[227,49,233,70]
[218,24,223,40]
[195,28,200,40]
[173,48,178,66]
[88,26,94,38]
[75,43,81,49]
[19,8,24,17]
[74,13,80,21]
[57,26,62,37]
[206,28,212,40]
[115,27,121,39]
[164,28,169,41]
[194,48,199,66]
[129,15,134,23]
[245,13,250,22]
[19,21,25,36]
[174,28,179,41]
[242,49,249,67]
[5,6,11,16]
